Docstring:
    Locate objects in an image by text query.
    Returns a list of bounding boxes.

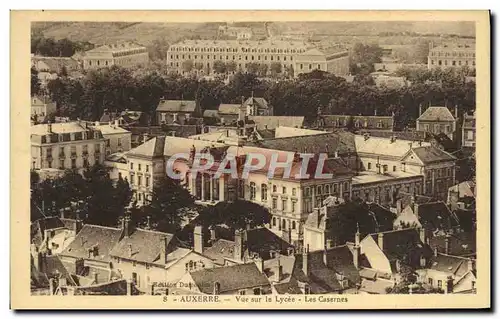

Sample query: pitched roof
[31,95,55,106]
[274,126,326,138]
[32,56,79,72]
[449,181,476,198]
[355,135,431,158]
[31,122,92,135]
[415,201,460,232]
[218,104,243,115]
[250,116,304,130]
[60,224,122,263]
[418,106,456,122]
[126,135,166,158]
[163,136,227,158]
[256,128,276,139]
[95,124,131,135]
[203,110,220,118]
[429,253,473,277]
[109,228,175,265]
[85,41,146,54]
[31,217,66,247]
[357,129,427,141]
[429,232,476,257]
[243,97,269,109]
[190,263,270,294]
[408,146,456,164]
[202,239,235,265]
[156,100,197,113]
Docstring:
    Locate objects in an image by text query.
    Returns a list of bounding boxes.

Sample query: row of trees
[31,34,94,57]
[179,59,292,78]
[44,64,476,129]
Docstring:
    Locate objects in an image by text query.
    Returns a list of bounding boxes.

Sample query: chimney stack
[272,257,283,282]
[323,244,328,266]
[160,236,169,264]
[122,214,133,238]
[455,104,458,119]
[254,256,264,273]
[93,272,99,285]
[213,282,221,295]
[234,229,246,261]
[419,227,426,243]
[47,121,52,133]
[128,244,133,258]
[353,225,360,269]
[467,258,474,272]
[377,233,384,250]
[419,104,422,117]
[193,225,204,254]
[209,226,216,244]
[126,279,133,296]
[396,199,402,215]
[302,245,310,276]
[434,246,438,257]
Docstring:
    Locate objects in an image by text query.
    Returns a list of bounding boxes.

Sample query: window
[138,176,142,186]
[117,138,122,146]
[344,182,349,191]
[71,159,76,169]
[393,165,396,172]
[146,165,149,172]
[146,177,150,187]
[292,188,296,196]
[250,182,256,200]
[291,201,296,213]
[138,193,142,201]
[282,199,287,211]
[292,220,296,229]
[437,280,442,289]
[130,175,135,185]
[130,163,134,170]
[368,163,372,170]
[59,147,65,156]
[272,217,276,226]
[272,198,278,209]
[273,185,277,193]
[282,187,286,194]
[138,164,141,171]
[83,158,89,167]
[333,184,338,194]
[59,160,65,169]
[261,184,268,201]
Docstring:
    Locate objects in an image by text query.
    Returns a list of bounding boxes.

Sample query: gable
[401,149,425,165]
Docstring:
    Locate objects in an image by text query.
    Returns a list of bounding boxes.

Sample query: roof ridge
[134,227,173,237]
[82,224,121,231]
[369,227,419,237]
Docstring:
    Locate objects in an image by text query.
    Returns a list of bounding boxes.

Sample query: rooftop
[94,124,131,135]
[249,116,305,130]
[170,39,310,50]
[156,100,197,113]
[85,41,146,54]
[354,135,431,158]
[31,122,92,135]
[417,106,456,122]
[352,170,421,185]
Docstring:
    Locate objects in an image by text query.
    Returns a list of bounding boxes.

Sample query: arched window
[261,184,268,201]
[250,182,256,200]
[272,217,276,226]
[317,186,322,195]
[282,219,287,230]
[292,221,296,230]
[273,185,277,193]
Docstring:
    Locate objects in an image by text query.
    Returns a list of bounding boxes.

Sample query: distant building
[462,111,476,148]
[82,41,149,70]
[218,25,253,40]
[167,39,349,77]
[416,105,458,140]
[155,99,201,125]
[314,114,395,132]
[31,95,56,123]
[30,121,106,171]
[428,42,476,70]
[93,121,132,155]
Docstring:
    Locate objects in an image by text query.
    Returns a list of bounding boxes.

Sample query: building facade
[93,121,132,155]
[416,106,458,140]
[166,40,349,77]
[82,42,149,70]
[427,42,476,70]
[31,122,107,171]
[462,111,476,148]
[31,96,57,123]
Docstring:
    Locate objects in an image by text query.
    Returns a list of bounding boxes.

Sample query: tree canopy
[197,200,271,231]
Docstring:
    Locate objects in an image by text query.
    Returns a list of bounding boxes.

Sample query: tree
[246,62,260,75]
[142,176,195,233]
[198,200,271,231]
[257,64,268,77]
[116,174,133,210]
[270,62,282,77]
[59,65,68,77]
[182,60,194,73]
[226,61,237,73]
[194,62,204,73]
[31,67,41,97]
[213,60,226,74]
[284,64,294,78]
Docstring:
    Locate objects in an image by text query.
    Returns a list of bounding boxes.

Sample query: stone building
[82,41,149,70]
[427,42,476,70]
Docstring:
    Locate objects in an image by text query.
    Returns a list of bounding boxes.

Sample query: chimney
[115,119,119,127]
[122,215,133,238]
[434,246,438,257]
[254,256,264,273]
[455,104,458,119]
[193,225,204,254]
[209,226,216,243]
[74,213,83,235]
[148,283,155,295]
[409,142,413,150]
[467,259,474,272]
[60,208,65,219]
[128,244,133,258]
[419,104,422,116]
[143,133,149,144]
[160,236,168,264]
[419,227,426,243]
[377,233,384,250]
[273,258,283,282]
[396,199,402,215]
[323,244,328,266]
[146,216,151,230]
[234,229,246,261]
[302,244,310,276]
[126,279,133,296]
[414,204,419,220]
[354,226,360,269]
[445,234,451,254]
[213,281,221,295]
[93,272,99,285]
[49,278,55,296]
[47,121,52,133]
[374,109,377,116]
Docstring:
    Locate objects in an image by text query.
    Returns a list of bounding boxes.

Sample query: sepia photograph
[11,10,490,309]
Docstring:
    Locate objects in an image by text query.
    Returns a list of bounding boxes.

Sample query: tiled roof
[71,279,142,296]
[190,263,270,294]
[163,136,227,158]
[369,228,431,271]
[357,130,427,141]
[274,126,326,138]
[359,278,394,294]
[431,133,457,152]
[408,146,456,164]
[202,239,235,265]
[86,41,146,54]
[429,232,476,257]
[32,56,79,72]
[429,253,473,278]
[156,100,197,113]
[170,39,310,50]
[256,128,276,139]
[31,217,66,247]
[31,122,91,135]
[355,135,431,158]
[416,201,460,232]
[250,116,304,130]
[60,224,122,263]
[253,132,356,155]
[203,110,220,118]
[109,228,175,264]
[449,181,476,198]
[95,124,131,135]
[127,135,166,158]
[418,107,456,122]
[273,281,303,294]
[218,104,243,115]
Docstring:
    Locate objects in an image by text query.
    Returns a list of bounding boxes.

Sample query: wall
[303,227,325,252]
[127,157,156,205]
[103,132,132,155]
[32,139,105,170]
